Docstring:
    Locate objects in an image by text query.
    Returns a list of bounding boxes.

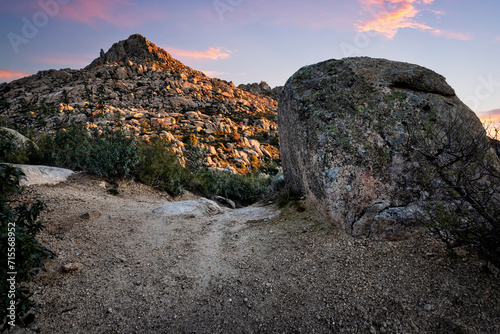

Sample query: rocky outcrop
[87,34,180,68]
[0,35,279,173]
[238,81,282,100]
[278,57,496,240]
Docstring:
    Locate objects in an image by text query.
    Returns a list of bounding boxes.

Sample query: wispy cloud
[32,54,94,67]
[167,47,234,60]
[58,0,166,27]
[0,69,32,83]
[201,70,229,77]
[357,0,471,40]
[478,108,500,119]
[431,29,472,40]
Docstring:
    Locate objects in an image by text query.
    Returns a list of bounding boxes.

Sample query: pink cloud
[357,0,471,40]
[201,70,229,77]
[58,0,166,27]
[167,47,234,60]
[478,108,500,119]
[32,54,94,67]
[0,69,32,83]
[431,29,472,40]
[357,1,432,38]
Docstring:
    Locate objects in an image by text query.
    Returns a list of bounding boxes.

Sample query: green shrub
[0,130,28,164]
[47,125,89,169]
[194,170,271,204]
[0,164,53,328]
[86,128,139,178]
[28,125,139,178]
[135,137,185,196]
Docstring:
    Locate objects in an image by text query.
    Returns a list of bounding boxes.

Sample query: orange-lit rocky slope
[0,34,280,173]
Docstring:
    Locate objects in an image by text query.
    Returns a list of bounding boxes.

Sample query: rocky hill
[0,34,279,173]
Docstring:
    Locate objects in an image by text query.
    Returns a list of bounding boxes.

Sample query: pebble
[62,262,79,272]
[79,209,102,220]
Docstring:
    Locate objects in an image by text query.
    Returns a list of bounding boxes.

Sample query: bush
[194,170,271,204]
[7,123,275,204]
[0,164,53,328]
[135,137,185,196]
[86,128,139,178]
[33,125,90,169]
[29,125,139,178]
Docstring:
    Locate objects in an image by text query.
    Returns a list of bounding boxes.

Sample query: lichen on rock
[278,57,493,240]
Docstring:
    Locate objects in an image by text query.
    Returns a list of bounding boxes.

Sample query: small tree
[83,83,107,121]
[408,111,500,267]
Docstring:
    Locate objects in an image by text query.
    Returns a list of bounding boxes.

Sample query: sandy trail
[11,173,500,333]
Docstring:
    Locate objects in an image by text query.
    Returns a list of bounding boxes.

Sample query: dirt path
[12,173,500,333]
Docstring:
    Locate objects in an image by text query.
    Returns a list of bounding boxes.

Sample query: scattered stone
[80,209,102,220]
[214,195,236,209]
[62,263,79,272]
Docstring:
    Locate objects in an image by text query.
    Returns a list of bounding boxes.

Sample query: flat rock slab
[15,164,74,186]
[152,198,224,217]
[153,198,280,223]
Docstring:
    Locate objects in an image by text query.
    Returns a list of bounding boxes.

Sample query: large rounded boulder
[278,57,495,240]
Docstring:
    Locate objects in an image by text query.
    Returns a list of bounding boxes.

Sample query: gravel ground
[10,173,500,333]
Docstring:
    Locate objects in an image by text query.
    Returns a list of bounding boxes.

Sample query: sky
[0,0,499,123]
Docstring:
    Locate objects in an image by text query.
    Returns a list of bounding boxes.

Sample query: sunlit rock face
[278,57,493,240]
[0,34,281,173]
